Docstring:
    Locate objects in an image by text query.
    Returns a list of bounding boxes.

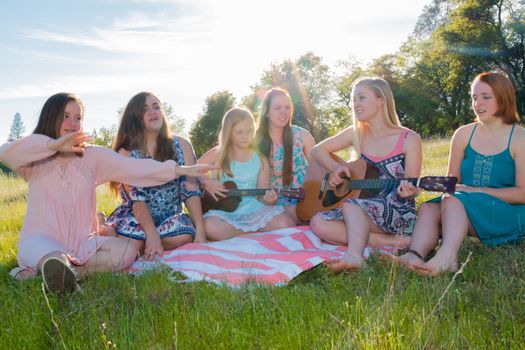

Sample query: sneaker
[41,257,78,295]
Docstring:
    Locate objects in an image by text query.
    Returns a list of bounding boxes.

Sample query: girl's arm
[457,127,525,204]
[92,146,214,186]
[115,148,163,259]
[257,156,278,205]
[447,124,472,183]
[198,147,227,201]
[397,131,423,198]
[403,131,423,178]
[311,127,354,172]
[179,138,206,243]
[300,128,316,164]
[0,133,89,178]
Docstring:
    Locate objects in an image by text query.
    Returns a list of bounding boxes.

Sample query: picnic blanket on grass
[127,226,400,286]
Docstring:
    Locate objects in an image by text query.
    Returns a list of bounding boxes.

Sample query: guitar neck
[348,178,417,190]
[227,188,274,197]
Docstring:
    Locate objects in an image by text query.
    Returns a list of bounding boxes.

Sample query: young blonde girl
[199,106,295,241]
[310,77,423,272]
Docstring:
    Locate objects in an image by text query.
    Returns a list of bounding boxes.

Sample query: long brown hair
[110,92,174,195]
[473,72,520,124]
[33,92,84,139]
[254,88,294,187]
[216,107,256,178]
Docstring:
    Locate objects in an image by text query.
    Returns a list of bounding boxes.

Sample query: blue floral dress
[270,125,309,206]
[320,131,416,236]
[106,137,201,240]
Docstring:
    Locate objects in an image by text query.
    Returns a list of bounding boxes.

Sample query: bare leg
[259,213,296,232]
[310,213,347,245]
[204,216,245,241]
[385,202,441,269]
[283,204,301,225]
[415,197,471,276]
[96,212,117,237]
[79,237,139,277]
[162,234,194,250]
[325,202,382,272]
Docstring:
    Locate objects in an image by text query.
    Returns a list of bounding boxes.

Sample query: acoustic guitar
[296,155,457,222]
[202,181,304,213]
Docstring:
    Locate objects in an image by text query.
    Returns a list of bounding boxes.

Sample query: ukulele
[296,156,457,222]
[202,181,305,213]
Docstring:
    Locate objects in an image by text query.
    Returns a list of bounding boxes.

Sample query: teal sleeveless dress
[431,124,524,246]
[203,153,284,232]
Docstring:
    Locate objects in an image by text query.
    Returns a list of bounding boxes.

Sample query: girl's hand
[455,184,476,193]
[201,178,228,201]
[328,164,351,187]
[177,163,218,178]
[47,131,92,154]
[263,189,278,205]
[144,232,164,260]
[397,180,419,198]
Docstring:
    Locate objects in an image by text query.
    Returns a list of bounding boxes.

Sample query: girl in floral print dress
[310,77,423,272]
[104,92,206,260]
[254,88,315,224]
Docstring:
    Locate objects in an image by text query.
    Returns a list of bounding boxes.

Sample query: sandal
[41,257,78,295]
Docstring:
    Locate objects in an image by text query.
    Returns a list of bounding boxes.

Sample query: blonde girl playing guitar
[199,107,295,241]
[310,77,423,272]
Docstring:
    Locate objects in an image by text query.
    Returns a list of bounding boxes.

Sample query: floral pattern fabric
[106,137,201,240]
[270,125,309,206]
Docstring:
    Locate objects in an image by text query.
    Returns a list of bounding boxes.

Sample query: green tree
[7,113,25,141]
[244,52,335,141]
[189,91,236,157]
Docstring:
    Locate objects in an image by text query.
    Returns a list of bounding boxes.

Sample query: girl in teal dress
[199,107,296,241]
[254,88,315,224]
[388,71,525,276]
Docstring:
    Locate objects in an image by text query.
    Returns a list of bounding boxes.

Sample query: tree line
[5,0,525,159]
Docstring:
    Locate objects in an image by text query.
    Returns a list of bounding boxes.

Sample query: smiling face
[471,80,499,122]
[230,118,255,149]
[58,101,83,137]
[142,94,164,132]
[351,84,384,122]
[268,93,292,129]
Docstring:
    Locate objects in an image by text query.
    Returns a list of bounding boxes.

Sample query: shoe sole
[42,258,76,294]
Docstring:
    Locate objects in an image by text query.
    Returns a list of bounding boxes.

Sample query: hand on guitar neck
[201,181,305,213]
[296,156,457,222]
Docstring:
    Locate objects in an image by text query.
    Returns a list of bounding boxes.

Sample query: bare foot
[381,251,425,271]
[324,254,366,273]
[413,254,458,276]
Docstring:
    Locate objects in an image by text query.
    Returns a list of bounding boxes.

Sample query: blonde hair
[351,77,401,155]
[216,106,256,178]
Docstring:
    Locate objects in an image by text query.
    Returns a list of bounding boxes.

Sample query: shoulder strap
[507,124,516,148]
[467,124,478,146]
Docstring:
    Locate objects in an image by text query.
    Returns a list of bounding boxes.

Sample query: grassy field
[0,139,524,349]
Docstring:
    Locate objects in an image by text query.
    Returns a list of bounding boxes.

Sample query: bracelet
[407,248,424,260]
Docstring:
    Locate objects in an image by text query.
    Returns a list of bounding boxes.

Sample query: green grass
[0,139,524,349]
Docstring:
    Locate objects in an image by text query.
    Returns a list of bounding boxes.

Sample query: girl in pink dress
[0,93,214,294]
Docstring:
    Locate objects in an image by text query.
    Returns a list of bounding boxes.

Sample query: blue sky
[0,0,428,141]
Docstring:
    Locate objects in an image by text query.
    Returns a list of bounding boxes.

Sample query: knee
[341,202,362,215]
[117,243,139,270]
[272,213,295,228]
[310,215,327,237]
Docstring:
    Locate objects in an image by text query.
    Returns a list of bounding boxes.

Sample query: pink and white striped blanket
[128,226,399,287]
